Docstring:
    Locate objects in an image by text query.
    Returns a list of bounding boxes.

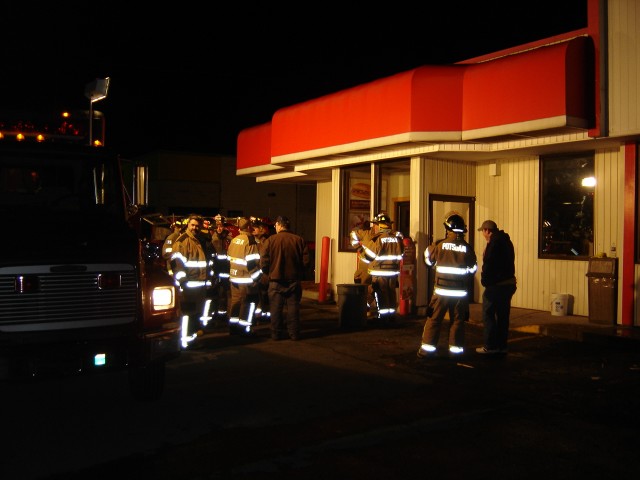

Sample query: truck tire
[128,360,166,401]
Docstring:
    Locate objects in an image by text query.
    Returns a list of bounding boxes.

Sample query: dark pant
[268,280,302,339]
[229,283,259,325]
[482,284,517,350]
[421,294,469,349]
[208,277,230,319]
[370,276,398,319]
[179,286,207,335]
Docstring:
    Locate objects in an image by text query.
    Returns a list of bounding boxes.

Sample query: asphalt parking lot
[5,298,640,480]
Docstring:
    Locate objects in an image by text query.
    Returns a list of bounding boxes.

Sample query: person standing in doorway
[417,212,477,359]
[260,216,310,341]
[357,212,404,325]
[475,219,517,355]
[350,219,377,318]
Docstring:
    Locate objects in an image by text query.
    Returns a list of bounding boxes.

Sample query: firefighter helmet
[444,213,467,233]
[371,212,393,227]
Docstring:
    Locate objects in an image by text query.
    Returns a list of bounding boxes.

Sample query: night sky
[1,1,588,157]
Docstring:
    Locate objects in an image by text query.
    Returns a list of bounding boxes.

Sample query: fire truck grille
[0,267,138,331]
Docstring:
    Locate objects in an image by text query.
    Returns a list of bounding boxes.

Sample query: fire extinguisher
[398,236,416,316]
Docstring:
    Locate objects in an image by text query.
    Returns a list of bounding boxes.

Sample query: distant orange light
[93,139,103,147]
[62,111,70,118]
[0,132,4,140]
[16,133,25,141]
[36,134,45,142]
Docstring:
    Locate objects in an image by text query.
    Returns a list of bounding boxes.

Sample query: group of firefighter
[162,208,477,354]
[161,213,274,349]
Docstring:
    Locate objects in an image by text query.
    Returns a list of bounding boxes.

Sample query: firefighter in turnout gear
[171,214,211,348]
[350,220,377,317]
[227,217,262,335]
[207,214,232,326]
[162,218,185,274]
[357,212,404,324]
[417,212,478,358]
[251,217,272,324]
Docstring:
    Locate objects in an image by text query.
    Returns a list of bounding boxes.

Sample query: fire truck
[0,111,182,400]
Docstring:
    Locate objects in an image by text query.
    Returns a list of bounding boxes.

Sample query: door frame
[427,194,476,303]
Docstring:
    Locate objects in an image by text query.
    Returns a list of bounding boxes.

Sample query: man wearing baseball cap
[476,219,517,355]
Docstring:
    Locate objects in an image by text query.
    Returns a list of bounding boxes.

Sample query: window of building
[539,152,595,259]
[340,165,371,251]
[339,159,410,251]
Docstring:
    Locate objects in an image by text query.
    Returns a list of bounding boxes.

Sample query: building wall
[472,147,624,319]
[608,0,640,137]
[316,180,334,290]
[317,143,626,321]
[139,150,316,238]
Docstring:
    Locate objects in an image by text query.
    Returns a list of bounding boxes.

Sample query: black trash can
[337,284,367,328]
[586,257,618,325]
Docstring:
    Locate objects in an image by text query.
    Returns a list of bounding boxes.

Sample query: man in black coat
[260,216,310,340]
[476,219,517,355]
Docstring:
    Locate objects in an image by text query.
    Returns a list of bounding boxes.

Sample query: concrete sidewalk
[469,302,640,346]
[302,288,640,347]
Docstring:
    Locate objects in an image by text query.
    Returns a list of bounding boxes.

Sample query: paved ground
[4,298,640,480]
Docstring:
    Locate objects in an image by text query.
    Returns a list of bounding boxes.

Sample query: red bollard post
[318,236,331,303]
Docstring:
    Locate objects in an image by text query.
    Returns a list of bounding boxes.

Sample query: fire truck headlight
[152,286,175,311]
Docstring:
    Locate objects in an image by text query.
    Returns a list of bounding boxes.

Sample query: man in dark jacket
[260,216,310,340]
[475,219,517,355]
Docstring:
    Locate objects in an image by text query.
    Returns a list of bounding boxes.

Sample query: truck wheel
[128,360,166,401]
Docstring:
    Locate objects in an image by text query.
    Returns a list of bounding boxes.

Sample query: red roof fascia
[236,122,272,170]
[270,66,465,157]
[237,37,592,170]
[463,36,592,131]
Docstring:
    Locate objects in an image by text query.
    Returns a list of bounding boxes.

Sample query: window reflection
[540,153,594,258]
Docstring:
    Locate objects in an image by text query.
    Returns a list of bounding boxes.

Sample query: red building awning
[237,35,593,175]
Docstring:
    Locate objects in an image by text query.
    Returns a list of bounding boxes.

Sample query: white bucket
[550,293,569,316]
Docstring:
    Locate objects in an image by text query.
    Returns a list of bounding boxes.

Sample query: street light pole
[84,77,110,146]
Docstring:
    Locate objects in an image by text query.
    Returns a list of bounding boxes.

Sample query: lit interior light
[581,176,596,187]
[94,353,106,366]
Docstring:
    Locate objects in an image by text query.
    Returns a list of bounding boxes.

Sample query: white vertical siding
[608,0,640,136]
[411,156,429,311]
[424,158,476,196]
[473,149,624,318]
[593,146,625,323]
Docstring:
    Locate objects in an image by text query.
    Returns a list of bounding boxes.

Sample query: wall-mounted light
[581,176,596,187]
